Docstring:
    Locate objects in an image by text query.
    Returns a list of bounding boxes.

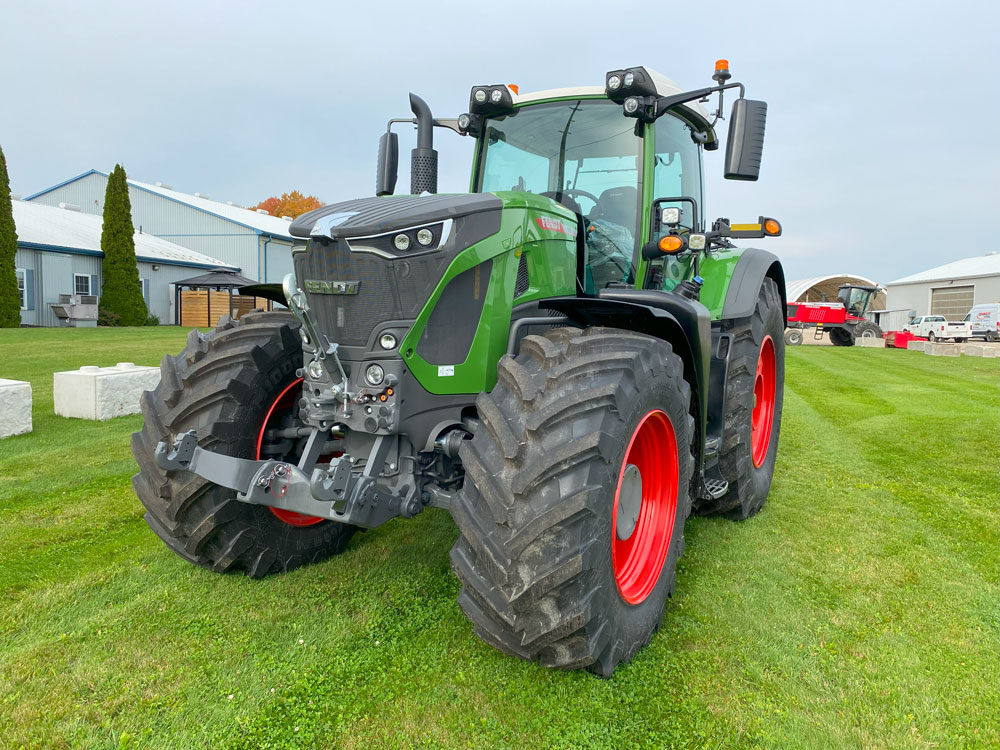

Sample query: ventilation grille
[514,252,530,298]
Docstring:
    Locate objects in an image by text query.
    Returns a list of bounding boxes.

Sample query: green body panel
[400,191,577,395]
[697,247,747,321]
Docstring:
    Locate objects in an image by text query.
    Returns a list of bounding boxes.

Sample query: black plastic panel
[417,259,493,365]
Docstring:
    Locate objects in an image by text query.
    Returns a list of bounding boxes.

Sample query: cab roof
[510,68,715,143]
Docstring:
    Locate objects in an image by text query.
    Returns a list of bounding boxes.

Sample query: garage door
[930,285,974,320]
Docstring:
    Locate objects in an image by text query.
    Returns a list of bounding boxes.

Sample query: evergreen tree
[99,164,147,325]
[0,145,21,328]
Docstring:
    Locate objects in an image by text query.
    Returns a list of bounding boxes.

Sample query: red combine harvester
[785,284,883,346]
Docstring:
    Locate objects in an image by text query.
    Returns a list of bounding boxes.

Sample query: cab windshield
[477,99,641,289]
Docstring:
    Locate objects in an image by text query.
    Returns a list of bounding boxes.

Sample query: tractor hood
[290,193,502,240]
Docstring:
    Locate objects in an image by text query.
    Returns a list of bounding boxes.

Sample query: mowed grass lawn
[0,327,996,749]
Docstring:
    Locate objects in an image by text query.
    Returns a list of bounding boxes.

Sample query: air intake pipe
[409,93,438,194]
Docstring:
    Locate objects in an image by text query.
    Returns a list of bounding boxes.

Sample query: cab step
[700,477,729,500]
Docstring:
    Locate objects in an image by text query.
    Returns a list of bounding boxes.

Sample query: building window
[16,269,26,310]
[140,278,150,307]
[74,273,91,295]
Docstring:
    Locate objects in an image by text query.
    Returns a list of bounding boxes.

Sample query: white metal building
[12,199,237,326]
[786,274,885,307]
[886,254,1000,321]
[24,170,297,282]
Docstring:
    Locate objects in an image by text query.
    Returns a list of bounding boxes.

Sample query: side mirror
[724,99,767,181]
[376,132,399,196]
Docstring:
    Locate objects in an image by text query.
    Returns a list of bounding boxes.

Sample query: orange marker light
[386,388,394,396]
[379,394,387,402]
[659,235,685,253]
[508,84,519,94]
[715,59,729,72]
[764,219,781,235]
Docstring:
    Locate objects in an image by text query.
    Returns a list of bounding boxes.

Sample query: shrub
[98,307,121,327]
[143,313,160,326]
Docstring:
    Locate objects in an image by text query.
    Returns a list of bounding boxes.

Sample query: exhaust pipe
[409,93,438,194]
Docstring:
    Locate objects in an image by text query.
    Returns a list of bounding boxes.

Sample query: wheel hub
[615,464,642,541]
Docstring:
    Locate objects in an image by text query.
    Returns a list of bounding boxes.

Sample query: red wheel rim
[257,377,324,527]
[611,410,679,605]
[750,335,776,468]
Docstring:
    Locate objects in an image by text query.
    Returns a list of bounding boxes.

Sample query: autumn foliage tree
[0,145,21,328]
[248,190,323,218]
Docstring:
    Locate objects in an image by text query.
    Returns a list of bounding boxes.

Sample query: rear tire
[450,327,694,676]
[784,328,803,346]
[695,277,784,520]
[928,331,936,342]
[854,321,883,340]
[131,311,357,578]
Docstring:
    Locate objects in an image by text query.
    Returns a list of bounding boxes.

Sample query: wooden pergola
[173,268,259,326]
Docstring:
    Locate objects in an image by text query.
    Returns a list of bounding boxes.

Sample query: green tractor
[134,61,786,676]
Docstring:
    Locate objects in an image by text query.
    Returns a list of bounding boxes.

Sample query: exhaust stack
[409,93,438,194]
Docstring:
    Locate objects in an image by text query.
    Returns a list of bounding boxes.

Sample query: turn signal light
[659,235,685,254]
[764,219,781,235]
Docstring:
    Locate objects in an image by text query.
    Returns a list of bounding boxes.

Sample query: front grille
[294,239,450,347]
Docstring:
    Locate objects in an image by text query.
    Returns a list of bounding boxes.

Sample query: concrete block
[963,344,1000,358]
[857,337,886,348]
[0,378,32,437]
[53,362,160,420]
[907,341,927,352]
[926,344,961,358]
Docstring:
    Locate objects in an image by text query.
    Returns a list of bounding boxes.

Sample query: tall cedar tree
[100,165,147,325]
[0,146,21,327]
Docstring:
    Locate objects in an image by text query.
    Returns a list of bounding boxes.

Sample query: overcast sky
[1,0,994,283]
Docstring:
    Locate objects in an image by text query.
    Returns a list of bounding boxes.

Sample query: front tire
[450,327,694,676]
[696,277,784,520]
[131,311,357,578]
[784,328,803,346]
[829,327,854,346]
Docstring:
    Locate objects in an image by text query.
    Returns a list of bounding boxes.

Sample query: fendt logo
[304,280,360,295]
[535,217,578,239]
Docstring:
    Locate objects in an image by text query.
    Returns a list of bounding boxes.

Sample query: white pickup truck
[903,315,973,342]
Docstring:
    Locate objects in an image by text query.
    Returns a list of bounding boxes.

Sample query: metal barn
[12,200,238,327]
[886,254,1000,321]
[23,170,297,283]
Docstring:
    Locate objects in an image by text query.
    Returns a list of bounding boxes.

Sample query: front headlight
[365,364,385,386]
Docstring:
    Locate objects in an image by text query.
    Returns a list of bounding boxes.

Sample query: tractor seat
[589,186,638,229]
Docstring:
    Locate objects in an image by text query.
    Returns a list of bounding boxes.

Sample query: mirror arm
[384,117,465,136]
[651,81,745,121]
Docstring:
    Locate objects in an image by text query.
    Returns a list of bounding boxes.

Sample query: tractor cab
[471,80,708,293]
[837,284,879,319]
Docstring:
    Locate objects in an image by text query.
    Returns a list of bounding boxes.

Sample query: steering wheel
[540,189,599,214]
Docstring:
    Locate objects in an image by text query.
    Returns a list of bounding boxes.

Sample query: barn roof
[887,254,1000,285]
[24,169,298,239]
[12,199,238,270]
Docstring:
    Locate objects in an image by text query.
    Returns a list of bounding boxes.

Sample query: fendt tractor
[133,61,787,676]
